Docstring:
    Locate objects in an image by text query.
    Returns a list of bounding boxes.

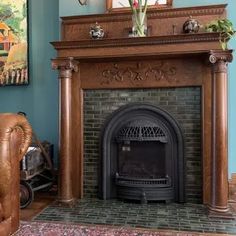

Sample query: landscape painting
[0,0,28,86]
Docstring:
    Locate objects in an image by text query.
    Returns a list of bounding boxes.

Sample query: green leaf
[205,18,235,50]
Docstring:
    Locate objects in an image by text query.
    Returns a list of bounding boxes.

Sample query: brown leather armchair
[0,113,32,236]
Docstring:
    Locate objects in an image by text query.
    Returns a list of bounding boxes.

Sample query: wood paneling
[79,58,203,89]
[60,4,226,40]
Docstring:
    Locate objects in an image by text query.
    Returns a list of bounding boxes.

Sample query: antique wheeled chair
[18,112,54,209]
[20,141,54,208]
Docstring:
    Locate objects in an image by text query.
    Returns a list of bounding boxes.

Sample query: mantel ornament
[89,22,105,39]
[183,16,200,34]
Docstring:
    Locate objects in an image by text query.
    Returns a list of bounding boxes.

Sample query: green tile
[33,199,236,235]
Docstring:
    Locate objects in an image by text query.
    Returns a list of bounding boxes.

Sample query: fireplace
[51,4,233,214]
[100,103,184,203]
[83,88,201,202]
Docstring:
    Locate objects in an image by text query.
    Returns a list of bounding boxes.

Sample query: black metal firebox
[100,104,185,203]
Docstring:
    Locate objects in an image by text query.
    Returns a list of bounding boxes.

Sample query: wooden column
[208,50,233,214]
[52,57,78,203]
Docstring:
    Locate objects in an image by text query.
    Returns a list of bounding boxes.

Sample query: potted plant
[205,19,235,50]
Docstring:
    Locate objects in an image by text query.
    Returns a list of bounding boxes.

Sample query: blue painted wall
[227,1,236,175]
[0,0,59,161]
[59,0,105,16]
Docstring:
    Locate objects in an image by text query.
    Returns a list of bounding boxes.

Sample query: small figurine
[89,22,104,39]
[183,16,200,33]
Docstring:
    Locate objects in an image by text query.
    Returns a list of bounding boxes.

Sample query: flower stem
[130,0,148,37]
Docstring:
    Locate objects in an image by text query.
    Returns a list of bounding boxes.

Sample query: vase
[132,12,147,37]
[89,22,105,40]
[182,16,200,34]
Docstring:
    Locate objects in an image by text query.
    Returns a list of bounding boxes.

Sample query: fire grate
[116,120,167,142]
[115,173,171,187]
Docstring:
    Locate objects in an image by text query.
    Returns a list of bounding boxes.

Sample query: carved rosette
[51,57,78,79]
[101,62,177,85]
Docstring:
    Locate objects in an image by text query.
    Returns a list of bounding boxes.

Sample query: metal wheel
[20,181,34,209]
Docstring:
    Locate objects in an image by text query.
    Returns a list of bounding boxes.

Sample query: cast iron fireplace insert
[100,103,185,203]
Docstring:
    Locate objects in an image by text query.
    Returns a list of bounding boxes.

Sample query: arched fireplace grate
[100,104,184,203]
[116,120,167,142]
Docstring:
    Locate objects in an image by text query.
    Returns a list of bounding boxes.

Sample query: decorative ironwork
[101,62,177,85]
[100,103,185,202]
[116,120,167,142]
[115,173,171,188]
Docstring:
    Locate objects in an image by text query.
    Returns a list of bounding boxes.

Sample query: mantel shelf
[51,32,223,60]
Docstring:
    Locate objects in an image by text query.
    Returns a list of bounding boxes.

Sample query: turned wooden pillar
[208,50,233,213]
[52,57,78,203]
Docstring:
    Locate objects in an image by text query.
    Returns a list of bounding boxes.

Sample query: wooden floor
[20,192,56,221]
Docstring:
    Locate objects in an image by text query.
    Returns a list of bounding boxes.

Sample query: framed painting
[0,0,28,86]
[106,0,172,12]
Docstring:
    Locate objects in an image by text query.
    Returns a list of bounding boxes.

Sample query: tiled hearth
[34,199,236,235]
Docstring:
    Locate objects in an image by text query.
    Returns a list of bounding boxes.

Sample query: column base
[57,197,76,206]
[207,204,234,219]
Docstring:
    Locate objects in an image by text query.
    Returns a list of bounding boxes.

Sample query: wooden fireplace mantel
[51,32,224,60]
[51,4,234,214]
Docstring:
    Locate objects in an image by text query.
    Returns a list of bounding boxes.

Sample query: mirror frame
[106,0,173,12]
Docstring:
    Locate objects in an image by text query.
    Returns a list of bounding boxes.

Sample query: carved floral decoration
[101,62,177,85]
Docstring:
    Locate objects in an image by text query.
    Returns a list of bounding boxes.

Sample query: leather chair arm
[0,113,32,236]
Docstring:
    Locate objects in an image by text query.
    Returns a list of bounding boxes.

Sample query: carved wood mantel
[51,4,233,213]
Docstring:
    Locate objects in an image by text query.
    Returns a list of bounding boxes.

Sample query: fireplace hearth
[100,104,184,203]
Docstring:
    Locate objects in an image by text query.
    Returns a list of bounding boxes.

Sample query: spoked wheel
[20,181,34,209]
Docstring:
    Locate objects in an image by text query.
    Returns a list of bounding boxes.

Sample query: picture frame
[0,0,28,86]
[106,0,173,12]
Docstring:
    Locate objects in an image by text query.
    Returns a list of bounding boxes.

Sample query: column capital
[51,57,78,79]
[209,50,233,73]
[209,50,233,64]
